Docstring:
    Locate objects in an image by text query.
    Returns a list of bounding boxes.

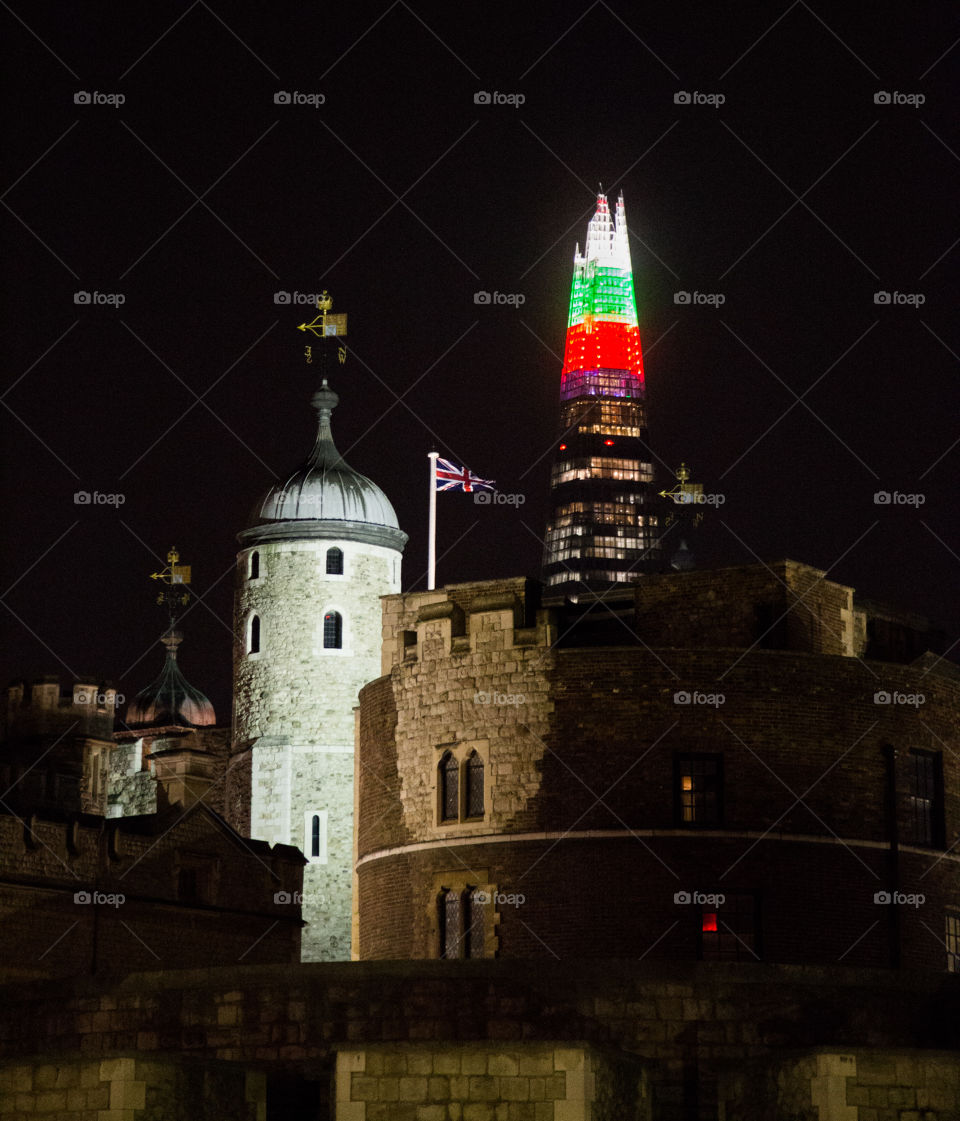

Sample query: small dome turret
[125,628,216,728]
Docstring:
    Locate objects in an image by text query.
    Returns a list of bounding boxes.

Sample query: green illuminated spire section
[567,193,638,329]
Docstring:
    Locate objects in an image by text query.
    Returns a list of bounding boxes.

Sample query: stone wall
[233,538,401,963]
[334,1043,647,1121]
[0,961,956,1120]
[0,1055,265,1121]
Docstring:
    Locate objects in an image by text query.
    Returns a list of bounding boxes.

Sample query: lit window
[439,752,459,822]
[326,547,343,575]
[699,894,758,961]
[677,755,722,827]
[248,551,259,579]
[465,751,484,818]
[248,614,260,654]
[323,611,342,649]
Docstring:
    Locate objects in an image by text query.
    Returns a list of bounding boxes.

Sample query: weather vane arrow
[298,314,325,336]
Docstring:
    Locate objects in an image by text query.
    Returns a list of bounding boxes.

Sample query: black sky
[2,2,958,718]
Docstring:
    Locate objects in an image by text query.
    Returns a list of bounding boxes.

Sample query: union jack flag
[435,457,495,493]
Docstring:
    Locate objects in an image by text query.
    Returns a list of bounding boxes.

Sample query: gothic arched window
[323,611,342,649]
[465,888,486,958]
[465,751,484,818]
[439,752,459,822]
[248,551,259,579]
[326,547,343,575]
[248,614,260,654]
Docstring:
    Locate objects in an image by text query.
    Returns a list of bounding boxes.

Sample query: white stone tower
[233,374,407,961]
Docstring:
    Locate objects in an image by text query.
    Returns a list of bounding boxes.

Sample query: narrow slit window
[249,614,260,654]
[248,551,259,579]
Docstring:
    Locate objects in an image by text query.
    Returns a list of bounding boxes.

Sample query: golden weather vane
[149,546,192,618]
[297,289,348,371]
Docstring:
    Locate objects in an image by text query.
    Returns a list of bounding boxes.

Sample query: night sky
[2,2,957,720]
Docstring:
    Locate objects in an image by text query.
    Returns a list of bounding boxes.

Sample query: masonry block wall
[0,962,956,1121]
[357,568,960,968]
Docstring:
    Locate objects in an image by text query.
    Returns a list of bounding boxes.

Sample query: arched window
[323,611,342,649]
[439,752,459,822]
[439,889,462,959]
[311,814,321,857]
[326,547,343,575]
[248,614,260,654]
[248,550,259,579]
[465,751,484,818]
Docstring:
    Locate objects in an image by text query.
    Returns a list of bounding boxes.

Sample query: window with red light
[699,894,759,961]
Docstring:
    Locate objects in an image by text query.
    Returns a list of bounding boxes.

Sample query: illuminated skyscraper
[542,191,661,596]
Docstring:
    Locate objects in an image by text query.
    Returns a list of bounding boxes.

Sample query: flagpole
[427,451,439,590]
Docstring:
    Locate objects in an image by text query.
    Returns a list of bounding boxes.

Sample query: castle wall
[357,575,960,967]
